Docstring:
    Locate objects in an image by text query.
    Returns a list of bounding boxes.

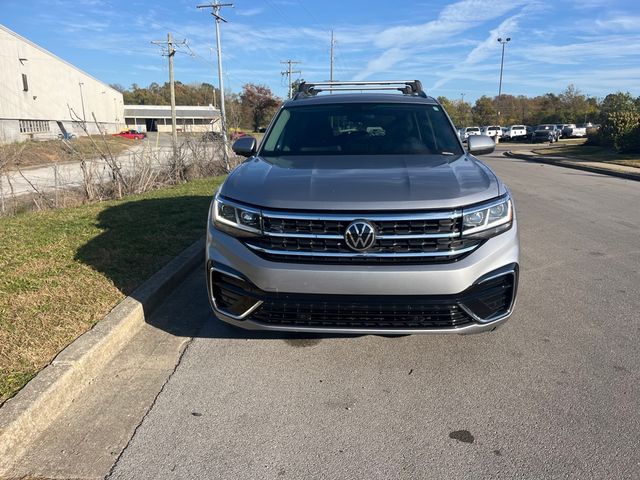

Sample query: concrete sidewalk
[505,149,640,181]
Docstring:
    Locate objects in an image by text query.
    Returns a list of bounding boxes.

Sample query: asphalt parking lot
[104,151,640,479]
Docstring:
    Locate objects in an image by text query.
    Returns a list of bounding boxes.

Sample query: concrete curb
[0,237,205,473]
[504,151,640,182]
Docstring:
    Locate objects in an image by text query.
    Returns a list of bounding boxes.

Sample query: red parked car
[113,130,146,140]
[230,130,247,141]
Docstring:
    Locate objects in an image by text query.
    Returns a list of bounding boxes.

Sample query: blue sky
[2,0,639,102]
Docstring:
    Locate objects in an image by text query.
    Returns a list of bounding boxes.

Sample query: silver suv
[206,80,519,334]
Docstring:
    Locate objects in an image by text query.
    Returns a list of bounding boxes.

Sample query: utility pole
[152,33,187,151]
[198,2,233,171]
[460,92,465,103]
[330,30,335,83]
[281,60,302,99]
[168,33,177,150]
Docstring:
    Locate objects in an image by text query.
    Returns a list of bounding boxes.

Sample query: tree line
[111,82,280,132]
[114,82,639,132]
[439,85,640,128]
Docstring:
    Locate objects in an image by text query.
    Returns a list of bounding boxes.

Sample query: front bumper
[206,217,519,335]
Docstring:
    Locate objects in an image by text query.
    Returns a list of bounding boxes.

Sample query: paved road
[105,151,640,479]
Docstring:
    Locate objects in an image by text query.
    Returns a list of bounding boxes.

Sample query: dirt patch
[1,135,134,170]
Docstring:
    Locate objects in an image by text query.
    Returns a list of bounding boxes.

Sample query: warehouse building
[123,105,221,133]
[0,24,123,144]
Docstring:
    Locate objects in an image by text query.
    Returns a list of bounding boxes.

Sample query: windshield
[261,103,463,156]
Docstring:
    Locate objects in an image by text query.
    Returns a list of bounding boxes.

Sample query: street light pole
[496,37,511,126]
[78,82,86,123]
[497,37,510,98]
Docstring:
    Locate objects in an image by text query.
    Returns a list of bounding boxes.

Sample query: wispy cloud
[431,14,521,90]
[594,15,640,32]
[235,7,264,17]
[353,0,528,80]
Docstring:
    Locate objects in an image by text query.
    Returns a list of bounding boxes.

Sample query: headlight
[462,194,513,238]
[213,195,262,236]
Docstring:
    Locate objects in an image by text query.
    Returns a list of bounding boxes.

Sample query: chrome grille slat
[245,243,478,258]
[262,231,458,240]
[262,210,462,221]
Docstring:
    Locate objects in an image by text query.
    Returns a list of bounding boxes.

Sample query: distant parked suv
[207,80,519,335]
[532,124,560,143]
[556,124,573,139]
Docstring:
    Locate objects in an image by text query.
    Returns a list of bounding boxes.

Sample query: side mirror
[467,134,495,156]
[232,136,257,157]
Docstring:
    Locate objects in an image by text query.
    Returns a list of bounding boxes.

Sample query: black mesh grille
[252,300,472,329]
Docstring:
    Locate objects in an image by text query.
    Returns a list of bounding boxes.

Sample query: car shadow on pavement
[75,195,212,295]
[74,195,356,342]
[146,268,361,342]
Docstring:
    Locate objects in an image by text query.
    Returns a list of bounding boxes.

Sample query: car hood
[220,154,501,211]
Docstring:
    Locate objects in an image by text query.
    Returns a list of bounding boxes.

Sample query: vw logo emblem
[344,220,376,252]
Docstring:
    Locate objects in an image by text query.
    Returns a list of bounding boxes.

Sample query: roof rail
[294,80,426,99]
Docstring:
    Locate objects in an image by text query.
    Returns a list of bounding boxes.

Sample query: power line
[197,2,234,171]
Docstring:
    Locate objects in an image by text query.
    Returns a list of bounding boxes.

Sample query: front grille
[252,298,473,329]
[243,209,480,264]
[208,264,518,330]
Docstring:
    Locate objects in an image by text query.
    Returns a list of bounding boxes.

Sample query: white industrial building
[0,24,124,144]
[124,105,221,133]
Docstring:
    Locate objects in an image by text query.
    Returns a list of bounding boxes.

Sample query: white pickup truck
[481,125,502,138]
[503,125,527,140]
[461,126,481,141]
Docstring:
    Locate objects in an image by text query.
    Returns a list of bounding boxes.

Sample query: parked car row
[458,122,599,143]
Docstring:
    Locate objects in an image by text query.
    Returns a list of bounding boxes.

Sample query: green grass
[533,143,640,168]
[0,176,225,404]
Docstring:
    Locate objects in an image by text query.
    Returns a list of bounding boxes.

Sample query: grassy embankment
[532,139,640,168]
[0,176,224,404]
[2,135,134,169]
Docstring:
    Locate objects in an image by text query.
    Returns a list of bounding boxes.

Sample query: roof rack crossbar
[318,86,408,91]
[294,80,426,99]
